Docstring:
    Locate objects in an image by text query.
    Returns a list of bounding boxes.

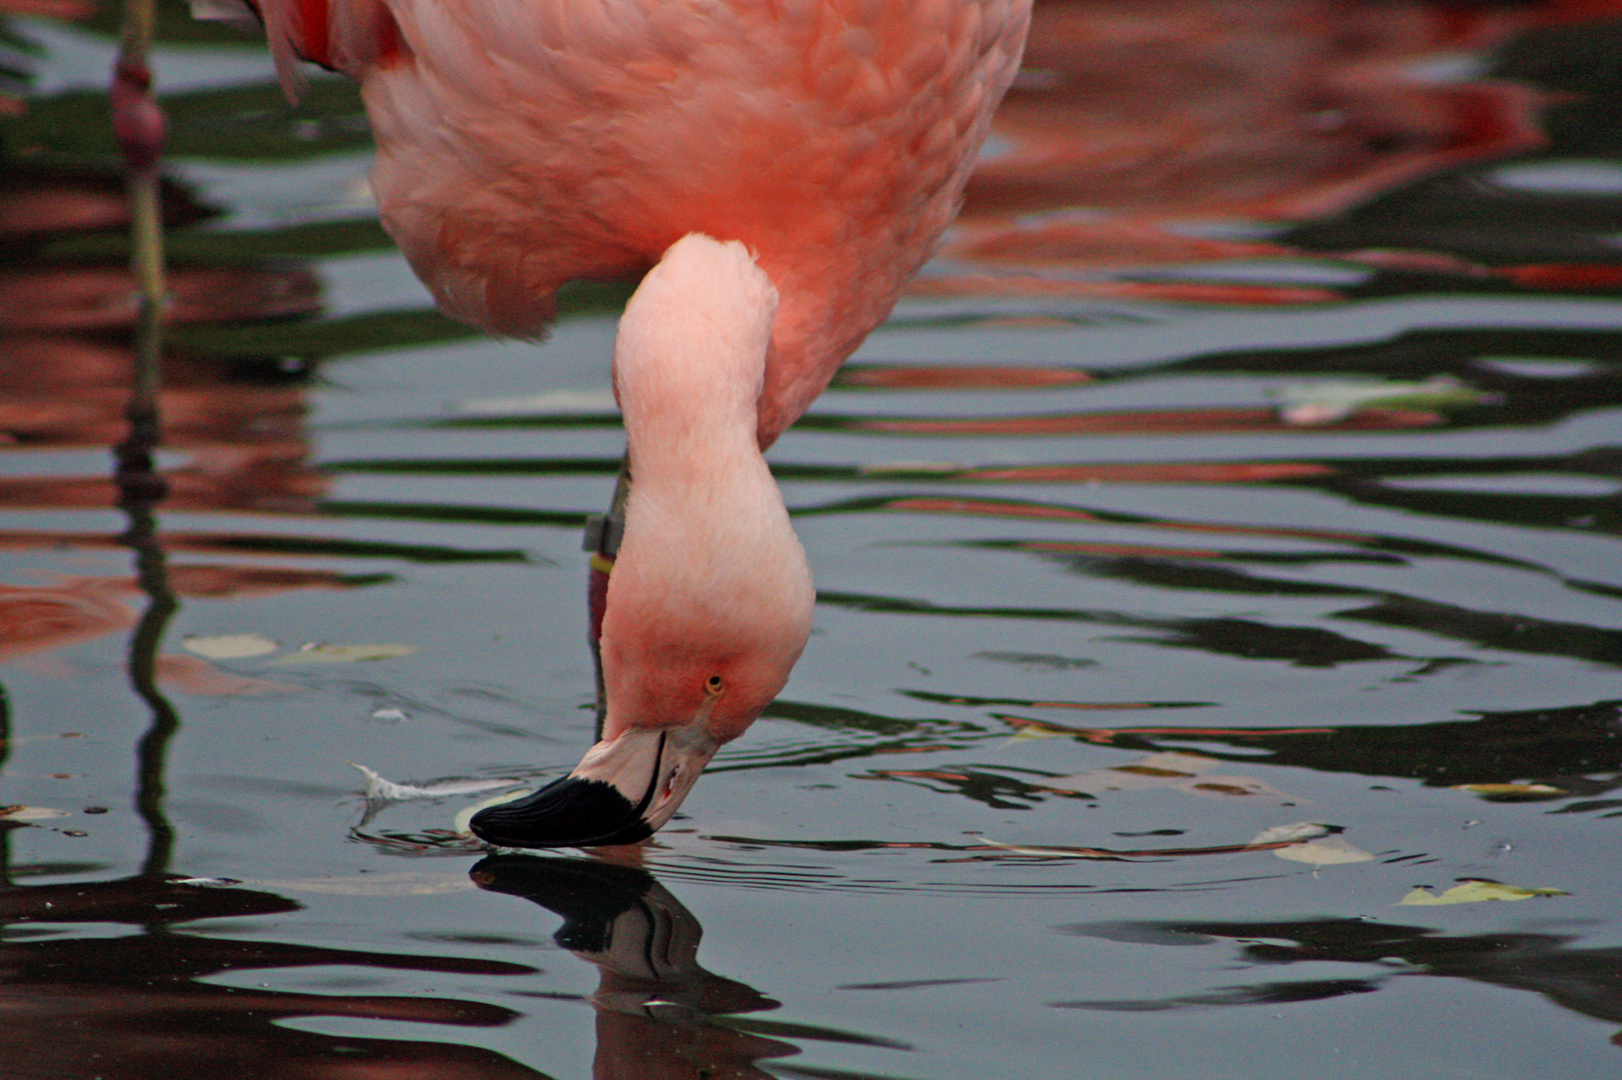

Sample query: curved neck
[612,235,779,479]
[598,235,814,746]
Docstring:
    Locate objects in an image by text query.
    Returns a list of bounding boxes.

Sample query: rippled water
[3,2,1621,1077]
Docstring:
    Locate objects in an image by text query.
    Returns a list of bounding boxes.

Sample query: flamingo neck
[613,243,774,469]
[599,234,813,744]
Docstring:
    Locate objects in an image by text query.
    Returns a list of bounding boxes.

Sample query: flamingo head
[468,537,813,848]
[468,234,814,849]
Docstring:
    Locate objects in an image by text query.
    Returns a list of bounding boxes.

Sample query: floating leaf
[1273,836,1375,865]
[270,642,418,664]
[1247,823,1373,864]
[1399,880,1570,906]
[1007,725,1066,743]
[182,632,280,660]
[1250,822,1332,845]
[0,805,68,820]
[1453,782,1566,800]
[1047,752,1293,801]
[351,761,523,802]
[257,872,477,896]
[1274,375,1495,425]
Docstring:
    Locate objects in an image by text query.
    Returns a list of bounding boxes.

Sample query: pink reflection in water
[924,0,1608,299]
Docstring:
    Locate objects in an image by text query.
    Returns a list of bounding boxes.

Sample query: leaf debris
[1399,880,1570,905]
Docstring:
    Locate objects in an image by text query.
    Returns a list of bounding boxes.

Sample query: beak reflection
[469,854,791,1076]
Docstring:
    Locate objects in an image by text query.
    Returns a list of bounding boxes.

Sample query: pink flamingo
[198,0,1031,845]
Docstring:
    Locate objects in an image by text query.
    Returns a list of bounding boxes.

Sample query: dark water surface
[3,2,1621,1077]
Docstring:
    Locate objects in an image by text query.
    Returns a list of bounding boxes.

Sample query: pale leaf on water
[0,805,68,820]
[269,643,418,664]
[1274,375,1495,425]
[257,872,477,897]
[182,632,280,660]
[350,761,524,802]
[1047,752,1293,801]
[1452,782,1566,799]
[1272,836,1375,865]
[1249,822,1332,845]
[1006,725,1067,743]
[1399,880,1570,906]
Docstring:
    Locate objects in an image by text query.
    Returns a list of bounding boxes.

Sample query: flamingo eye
[705,674,724,694]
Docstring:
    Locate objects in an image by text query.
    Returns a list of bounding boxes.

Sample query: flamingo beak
[468,726,717,848]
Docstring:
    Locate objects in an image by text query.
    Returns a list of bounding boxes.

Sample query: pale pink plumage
[240,0,1029,444]
[207,0,1031,843]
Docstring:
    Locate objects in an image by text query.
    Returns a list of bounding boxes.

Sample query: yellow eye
[706,675,724,694]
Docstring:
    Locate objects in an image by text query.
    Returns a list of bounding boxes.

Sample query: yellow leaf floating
[0,805,68,821]
[1250,822,1331,845]
[1273,836,1376,865]
[256,872,476,897]
[1452,783,1565,799]
[1006,725,1067,743]
[269,643,419,664]
[182,632,280,660]
[1399,880,1570,906]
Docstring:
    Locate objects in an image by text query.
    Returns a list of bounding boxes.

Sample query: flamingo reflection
[472,855,795,1080]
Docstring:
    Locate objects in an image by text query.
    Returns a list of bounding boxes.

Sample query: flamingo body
[249,0,1029,445]
[207,0,1031,843]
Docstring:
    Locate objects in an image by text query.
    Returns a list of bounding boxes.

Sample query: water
[3,3,1620,1077]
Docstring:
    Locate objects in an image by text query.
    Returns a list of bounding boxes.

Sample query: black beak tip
[468,775,655,849]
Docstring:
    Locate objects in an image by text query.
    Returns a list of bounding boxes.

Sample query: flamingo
[197,0,1031,845]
